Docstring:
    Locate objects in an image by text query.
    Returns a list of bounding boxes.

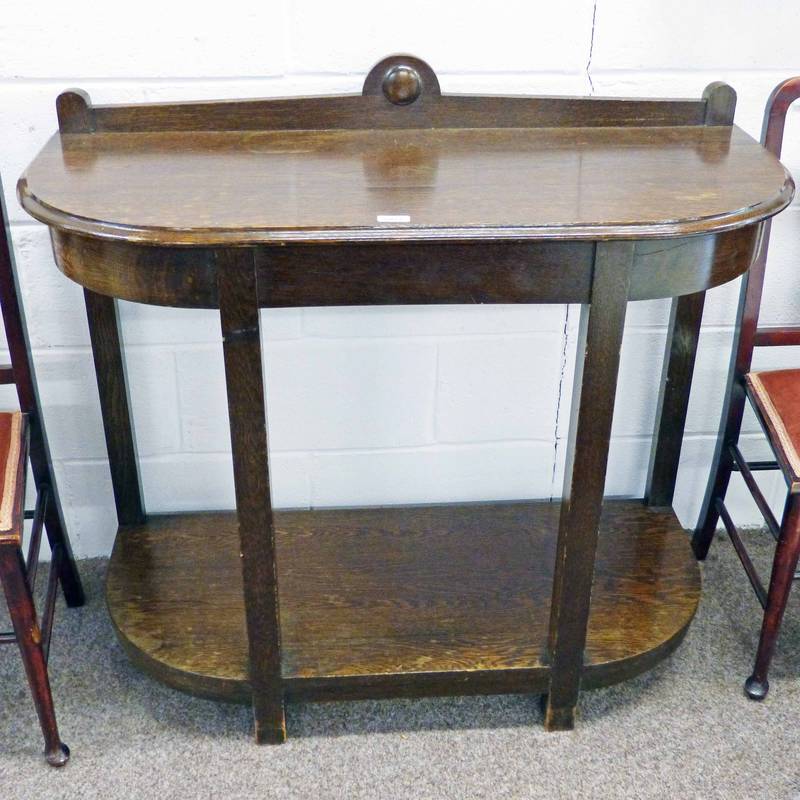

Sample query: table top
[19,124,793,246]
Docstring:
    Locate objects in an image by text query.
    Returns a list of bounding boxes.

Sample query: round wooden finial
[382,65,422,105]
[362,55,440,104]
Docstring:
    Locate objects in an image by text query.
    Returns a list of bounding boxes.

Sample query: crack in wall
[550,305,571,500]
[549,3,598,500]
[586,0,598,95]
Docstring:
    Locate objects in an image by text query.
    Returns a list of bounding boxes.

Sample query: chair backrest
[0,177,66,513]
[736,78,800,369]
[0,177,40,416]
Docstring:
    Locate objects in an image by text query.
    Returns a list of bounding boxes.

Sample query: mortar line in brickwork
[4,68,798,92]
[588,67,800,77]
[132,440,561,462]
[56,429,770,470]
[0,70,591,87]
[296,331,568,344]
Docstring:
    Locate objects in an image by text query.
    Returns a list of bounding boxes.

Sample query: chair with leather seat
[0,176,85,765]
[693,76,800,700]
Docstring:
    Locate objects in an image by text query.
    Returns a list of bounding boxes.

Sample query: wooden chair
[693,77,800,700]
[0,176,84,765]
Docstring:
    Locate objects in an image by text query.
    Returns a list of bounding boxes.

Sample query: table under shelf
[106,500,699,702]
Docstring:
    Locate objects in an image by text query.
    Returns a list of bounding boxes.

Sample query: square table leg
[645,291,705,507]
[692,259,760,559]
[217,248,285,744]
[84,289,144,526]
[544,240,634,730]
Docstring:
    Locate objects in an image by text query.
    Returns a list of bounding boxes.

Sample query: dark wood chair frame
[0,178,85,765]
[692,77,800,700]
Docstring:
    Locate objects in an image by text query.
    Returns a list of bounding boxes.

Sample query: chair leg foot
[743,495,800,706]
[744,675,769,701]
[1,546,67,767]
[45,742,69,767]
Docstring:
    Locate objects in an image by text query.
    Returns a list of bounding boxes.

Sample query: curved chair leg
[745,494,800,701]
[0,546,69,766]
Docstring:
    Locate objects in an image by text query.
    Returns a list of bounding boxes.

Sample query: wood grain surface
[19,125,792,245]
[105,500,700,703]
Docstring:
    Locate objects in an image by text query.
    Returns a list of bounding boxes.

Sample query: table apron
[49,225,760,309]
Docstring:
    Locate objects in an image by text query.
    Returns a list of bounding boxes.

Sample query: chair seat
[746,369,800,487]
[0,411,26,543]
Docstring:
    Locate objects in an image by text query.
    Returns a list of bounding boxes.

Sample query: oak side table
[17,56,793,743]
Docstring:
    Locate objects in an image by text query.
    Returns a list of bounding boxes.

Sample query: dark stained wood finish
[0,176,83,765]
[257,241,595,306]
[19,125,791,246]
[217,249,284,744]
[693,282,753,558]
[63,94,711,134]
[105,500,700,704]
[363,55,438,105]
[83,290,144,526]
[0,545,68,766]
[703,82,737,126]
[56,89,93,134]
[545,241,634,731]
[53,235,216,308]
[0,178,83,606]
[53,52,716,136]
[629,226,758,301]
[753,326,800,347]
[646,292,706,507]
[694,76,800,559]
[57,92,711,133]
[745,494,800,699]
[645,85,736,509]
[692,76,800,703]
[17,57,794,741]
[716,493,769,609]
[48,225,759,310]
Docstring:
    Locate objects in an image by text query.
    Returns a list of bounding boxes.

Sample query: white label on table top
[376,214,411,223]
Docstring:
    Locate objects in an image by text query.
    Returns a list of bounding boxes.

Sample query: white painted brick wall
[1,1,799,556]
